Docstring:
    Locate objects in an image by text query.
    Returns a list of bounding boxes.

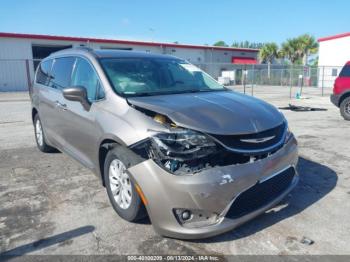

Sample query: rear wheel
[104,147,147,222]
[34,114,55,152]
[340,97,350,121]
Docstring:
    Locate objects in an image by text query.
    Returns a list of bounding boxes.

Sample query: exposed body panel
[129,137,298,239]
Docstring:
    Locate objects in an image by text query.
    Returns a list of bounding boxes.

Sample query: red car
[331,61,350,120]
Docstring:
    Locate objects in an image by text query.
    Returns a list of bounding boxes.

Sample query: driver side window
[71,58,104,101]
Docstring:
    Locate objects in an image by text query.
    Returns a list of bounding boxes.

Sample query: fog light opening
[181,210,192,221]
[173,208,220,228]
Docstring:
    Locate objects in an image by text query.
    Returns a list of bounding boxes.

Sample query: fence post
[25,59,31,91]
[321,66,325,96]
[251,65,255,96]
[289,66,293,99]
[243,74,246,94]
[243,65,246,94]
[280,68,283,86]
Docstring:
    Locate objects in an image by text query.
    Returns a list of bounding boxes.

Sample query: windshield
[99,58,225,97]
[340,65,350,77]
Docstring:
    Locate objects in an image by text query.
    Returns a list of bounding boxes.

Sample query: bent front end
[128,135,298,239]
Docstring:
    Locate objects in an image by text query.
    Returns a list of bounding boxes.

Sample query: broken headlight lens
[151,129,217,160]
[149,129,219,174]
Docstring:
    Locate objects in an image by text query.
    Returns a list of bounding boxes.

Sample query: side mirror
[63,86,91,111]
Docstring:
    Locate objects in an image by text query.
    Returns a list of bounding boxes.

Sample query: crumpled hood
[127,91,284,135]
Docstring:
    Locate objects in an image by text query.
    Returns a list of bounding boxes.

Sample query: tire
[104,147,147,222]
[33,114,55,152]
[340,97,350,121]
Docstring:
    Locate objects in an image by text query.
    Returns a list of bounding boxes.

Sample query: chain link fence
[194,63,343,98]
[0,59,343,99]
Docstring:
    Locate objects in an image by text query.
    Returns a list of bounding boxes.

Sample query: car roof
[48,47,181,60]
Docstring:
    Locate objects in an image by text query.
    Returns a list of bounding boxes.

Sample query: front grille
[226,167,295,219]
[210,122,286,153]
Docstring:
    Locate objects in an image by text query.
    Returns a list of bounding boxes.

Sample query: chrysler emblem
[240,135,275,143]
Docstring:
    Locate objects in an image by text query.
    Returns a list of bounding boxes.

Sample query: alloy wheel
[345,102,350,115]
[108,159,132,209]
[35,119,43,146]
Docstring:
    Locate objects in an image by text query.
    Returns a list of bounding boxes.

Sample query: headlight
[149,129,219,174]
[285,124,293,144]
[152,129,216,157]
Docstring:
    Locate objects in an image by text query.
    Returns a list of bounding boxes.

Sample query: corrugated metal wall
[0,38,33,91]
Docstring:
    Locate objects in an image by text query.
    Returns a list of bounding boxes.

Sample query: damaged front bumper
[127,136,298,239]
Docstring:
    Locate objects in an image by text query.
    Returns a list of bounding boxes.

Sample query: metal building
[318,32,350,87]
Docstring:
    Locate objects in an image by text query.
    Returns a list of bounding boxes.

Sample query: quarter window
[36,60,52,86]
[49,57,76,90]
[71,58,103,101]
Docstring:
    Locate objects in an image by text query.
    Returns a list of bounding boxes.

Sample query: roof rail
[72,46,94,52]
[49,46,94,57]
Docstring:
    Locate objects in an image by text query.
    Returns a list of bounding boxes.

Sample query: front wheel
[104,148,147,222]
[33,114,55,152]
[340,97,350,121]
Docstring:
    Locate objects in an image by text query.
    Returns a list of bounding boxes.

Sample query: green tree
[213,41,228,47]
[280,38,303,64]
[280,35,318,65]
[259,42,279,78]
[231,41,264,49]
[297,34,319,65]
[231,41,240,47]
[251,42,264,49]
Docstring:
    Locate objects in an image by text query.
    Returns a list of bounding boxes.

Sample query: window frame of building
[331,68,338,77]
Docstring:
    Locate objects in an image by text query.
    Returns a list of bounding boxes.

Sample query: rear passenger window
[340,65,350,77]
[36,60,52,85]
[71,58,103,101]
[50,57,76,90]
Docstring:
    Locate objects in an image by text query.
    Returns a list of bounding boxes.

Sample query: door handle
[55,101,67,110]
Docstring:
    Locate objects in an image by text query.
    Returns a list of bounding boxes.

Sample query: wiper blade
[124,91,165,97]
[181,89,226,93]
[124,88,227,97]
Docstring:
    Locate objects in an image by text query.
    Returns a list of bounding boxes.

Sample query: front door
[59,57,105,169]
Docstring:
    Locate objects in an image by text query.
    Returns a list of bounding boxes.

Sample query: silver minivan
[30,48,298,239]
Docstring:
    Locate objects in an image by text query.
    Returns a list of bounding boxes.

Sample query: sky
[0,0,349,46]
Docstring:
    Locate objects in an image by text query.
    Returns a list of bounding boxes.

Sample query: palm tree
[259,42,279,79]
[297,34,318,65]
[280,38,303,64]
[280,35,318,65]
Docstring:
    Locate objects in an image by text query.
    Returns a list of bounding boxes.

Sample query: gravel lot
[0,87,349,256]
